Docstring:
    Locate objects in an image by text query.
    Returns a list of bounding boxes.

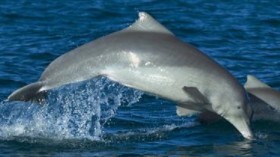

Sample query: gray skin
[8,12,253,139]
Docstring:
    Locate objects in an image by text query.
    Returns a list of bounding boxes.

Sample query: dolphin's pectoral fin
[182,86,208,104]
[176,105,200,117]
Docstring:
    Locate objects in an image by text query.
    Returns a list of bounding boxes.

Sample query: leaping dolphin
[8,12,253,139]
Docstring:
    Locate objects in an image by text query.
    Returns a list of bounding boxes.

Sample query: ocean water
[0,0,280,156]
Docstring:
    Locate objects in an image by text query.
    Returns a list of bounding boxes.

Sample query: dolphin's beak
[224,116,253,140]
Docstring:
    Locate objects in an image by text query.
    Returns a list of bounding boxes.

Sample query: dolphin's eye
[237,106,241,109]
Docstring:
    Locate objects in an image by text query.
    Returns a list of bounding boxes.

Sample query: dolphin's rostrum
[8,12,253,139]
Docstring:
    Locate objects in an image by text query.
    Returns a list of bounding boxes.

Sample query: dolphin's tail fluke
[8,82,46,103]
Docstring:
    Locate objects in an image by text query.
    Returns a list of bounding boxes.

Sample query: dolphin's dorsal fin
[244,75,271,89]
[123,12,174,35]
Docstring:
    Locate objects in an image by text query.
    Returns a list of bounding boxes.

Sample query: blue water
[0,0,280,156]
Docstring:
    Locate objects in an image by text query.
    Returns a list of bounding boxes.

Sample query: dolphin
[7,12,253,139]
[245,75,280,121]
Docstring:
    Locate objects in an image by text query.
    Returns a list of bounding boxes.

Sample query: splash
[0,77,143,141]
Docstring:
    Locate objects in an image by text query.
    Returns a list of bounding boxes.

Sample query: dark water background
[0,0,280,156]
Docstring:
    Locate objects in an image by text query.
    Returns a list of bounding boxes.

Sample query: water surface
[0,0,280,156]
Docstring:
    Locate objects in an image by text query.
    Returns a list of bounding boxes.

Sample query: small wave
[104,120,198,143]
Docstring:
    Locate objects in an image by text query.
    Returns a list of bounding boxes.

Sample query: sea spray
[0,76,143,141]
